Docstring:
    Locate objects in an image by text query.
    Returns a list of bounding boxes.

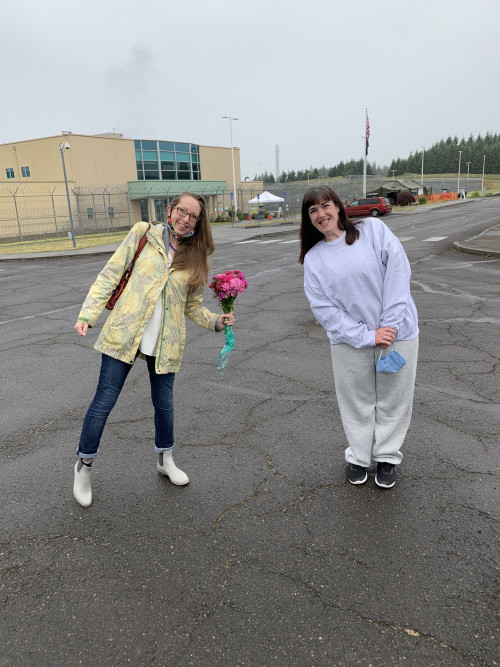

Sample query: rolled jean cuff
[155,444,174,453]
[77,449,99,460]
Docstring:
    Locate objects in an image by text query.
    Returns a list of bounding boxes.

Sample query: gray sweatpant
[330,337,419,467]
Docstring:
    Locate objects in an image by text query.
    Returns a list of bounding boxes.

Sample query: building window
[21,166,31,178]
[108,206,115,219]
[6,168,14,179]
[87,208,94,219]
[134,139,200,181]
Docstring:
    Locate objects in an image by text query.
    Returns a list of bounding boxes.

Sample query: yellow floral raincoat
[77,221,220,373]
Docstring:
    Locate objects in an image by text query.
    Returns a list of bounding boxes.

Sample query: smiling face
[308,198,342,242]
[168,195,201,236]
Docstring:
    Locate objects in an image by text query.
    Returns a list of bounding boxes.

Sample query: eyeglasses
[175,206,199,224]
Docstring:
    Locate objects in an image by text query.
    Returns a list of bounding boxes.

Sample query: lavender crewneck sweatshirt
[303,218,419,348]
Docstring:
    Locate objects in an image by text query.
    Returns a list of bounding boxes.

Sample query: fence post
[126,187,132,227]
[9,188,23,241]
[50,188,59,236]
[102,192,109,232]
[91,193,96,232]
[73,189,83,234]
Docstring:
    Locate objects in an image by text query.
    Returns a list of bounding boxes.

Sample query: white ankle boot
[73,460,92,506]
[157,450,189,486]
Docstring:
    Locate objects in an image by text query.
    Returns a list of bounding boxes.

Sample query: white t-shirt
[139,251,173,356]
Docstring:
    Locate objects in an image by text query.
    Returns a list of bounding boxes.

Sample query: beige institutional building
[0,132,259,241]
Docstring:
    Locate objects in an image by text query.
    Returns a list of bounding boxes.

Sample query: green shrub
[419,196,427,205]
[470,191,480,198]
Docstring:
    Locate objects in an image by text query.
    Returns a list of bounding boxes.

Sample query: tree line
[389,133,500,175]
[256,160,378,183]
[257,133,499,183]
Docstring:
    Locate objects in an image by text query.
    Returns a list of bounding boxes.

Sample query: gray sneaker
[375,462,397,488]
[346,463,368,485]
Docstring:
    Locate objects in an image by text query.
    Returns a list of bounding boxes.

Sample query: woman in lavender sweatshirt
[299,186,419,488]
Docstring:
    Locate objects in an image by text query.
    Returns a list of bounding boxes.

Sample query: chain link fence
[259,176,484,216]
[0,177,484,242]
[0,185,132,243]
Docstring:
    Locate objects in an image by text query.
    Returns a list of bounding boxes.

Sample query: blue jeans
[78,354,175,459]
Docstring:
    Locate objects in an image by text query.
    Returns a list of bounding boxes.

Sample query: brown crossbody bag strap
[105,226,149,311]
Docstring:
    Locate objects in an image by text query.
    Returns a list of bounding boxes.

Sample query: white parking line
[281,239,300,243]
[398,237,416,242]
[234,240,258,244]
[423,236,448,242]
[0,304,80,326]
[256,240,281,244]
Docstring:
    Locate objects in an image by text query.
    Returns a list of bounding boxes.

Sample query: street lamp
[59,142,76,247]
[481,155,486,194]
[457,150,462,197]
[420,146,425,187]
[222,116,238,227]
[466,161,471,188]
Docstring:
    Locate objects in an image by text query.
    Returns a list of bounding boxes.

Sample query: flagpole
[363,138,367,197]
[362,108,369,197]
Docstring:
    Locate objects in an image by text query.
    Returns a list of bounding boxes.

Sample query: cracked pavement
[0,201,499,666]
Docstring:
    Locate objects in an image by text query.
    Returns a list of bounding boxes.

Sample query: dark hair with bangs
[168,192,215,288]
[298,186,360,264]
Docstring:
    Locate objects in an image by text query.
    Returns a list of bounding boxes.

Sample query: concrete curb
[453,223,500,258]
[453,242,500,257]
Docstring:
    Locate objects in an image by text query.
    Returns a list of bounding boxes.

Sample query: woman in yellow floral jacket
[73,192,234,507]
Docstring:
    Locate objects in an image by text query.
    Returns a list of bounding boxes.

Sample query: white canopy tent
[247,191,285,205]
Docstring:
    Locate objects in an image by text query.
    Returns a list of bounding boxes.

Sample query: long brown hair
[298,186,360,264]
[168,193,215,288]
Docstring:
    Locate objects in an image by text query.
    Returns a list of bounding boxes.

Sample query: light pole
[59,142,76,247]
[466,161,471,189]
[420,146,425,187]
[390,170,396,179]
[283,175,288,219]
[457,150,462,197]
[222,116,238,227]
[481,155,486,194]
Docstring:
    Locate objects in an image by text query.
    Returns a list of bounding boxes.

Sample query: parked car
[345,196,392,217]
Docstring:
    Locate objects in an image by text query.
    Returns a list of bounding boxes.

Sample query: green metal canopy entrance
[127,180,227,200]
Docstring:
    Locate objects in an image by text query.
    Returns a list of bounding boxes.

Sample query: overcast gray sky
[2,0,499,178]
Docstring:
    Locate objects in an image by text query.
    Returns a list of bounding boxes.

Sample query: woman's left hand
[217,311,235,328]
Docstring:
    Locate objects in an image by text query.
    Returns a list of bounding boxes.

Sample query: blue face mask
[376,349,407,373]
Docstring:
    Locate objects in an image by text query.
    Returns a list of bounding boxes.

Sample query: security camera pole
[59,142,76,248]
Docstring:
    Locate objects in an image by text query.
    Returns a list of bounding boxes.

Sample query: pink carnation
[209,269,248,313]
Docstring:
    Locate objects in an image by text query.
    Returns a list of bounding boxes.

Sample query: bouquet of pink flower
[209,270,248,374]
[209,269,248,314]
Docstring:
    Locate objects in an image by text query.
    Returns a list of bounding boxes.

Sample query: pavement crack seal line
[0,419,56,451]
[206,451,312,538]
[209,483,263,538]
[254,567,490,664]
[200,380,331,403]
[416,383,497,406]
[412,280,488,302]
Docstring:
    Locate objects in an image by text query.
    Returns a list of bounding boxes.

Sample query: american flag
[365,112,370,156]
